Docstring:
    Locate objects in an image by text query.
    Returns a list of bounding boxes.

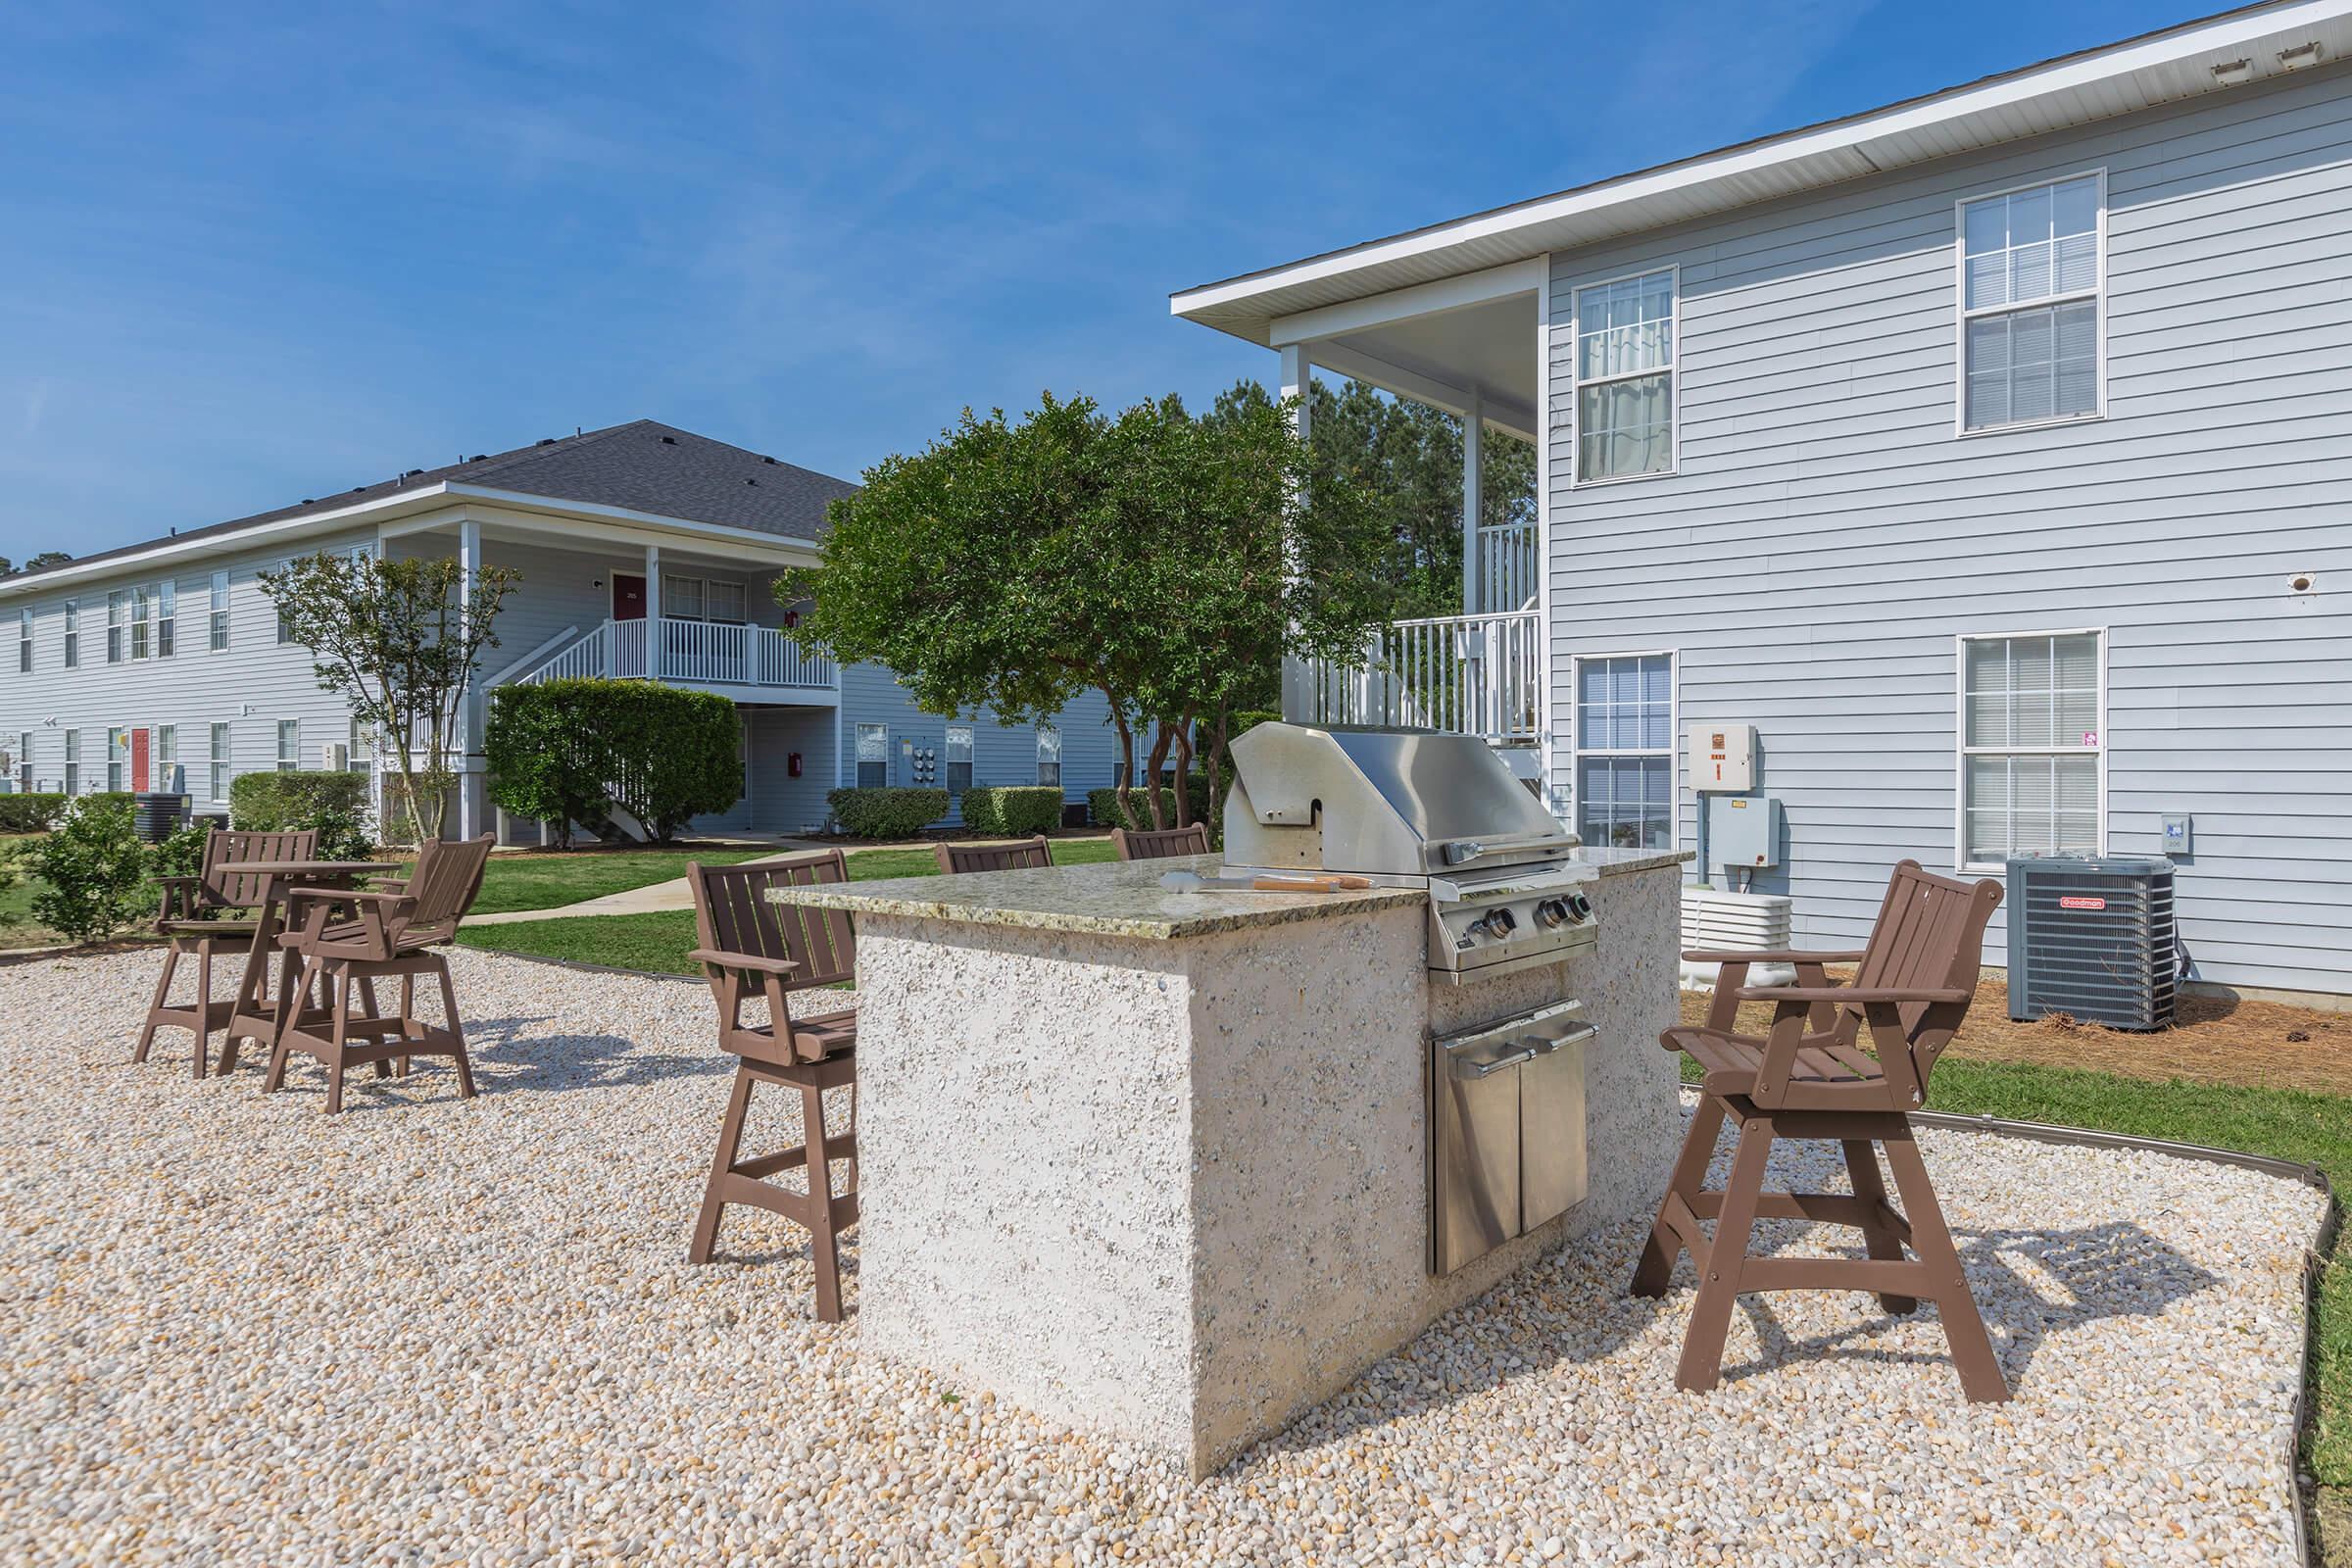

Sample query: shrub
[228,769,377,860]
[30,797,152,944]
[827,787,948,838]
[959,786,1063,837]
[1086,775,1212,829]
[484,679,740,845]
[0,793,70,834]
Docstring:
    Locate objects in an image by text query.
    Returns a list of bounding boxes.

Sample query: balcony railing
[1288,605,1541,744]
[511,617,835,692]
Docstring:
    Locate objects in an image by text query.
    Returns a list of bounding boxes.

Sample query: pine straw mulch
[1679,975,2352,1100]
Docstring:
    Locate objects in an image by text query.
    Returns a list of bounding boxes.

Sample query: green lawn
[455,837,1120,972]
[451,847,775,915]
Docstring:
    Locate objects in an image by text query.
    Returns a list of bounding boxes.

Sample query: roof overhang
[0,483,820,600]
[1172,0,2352,345]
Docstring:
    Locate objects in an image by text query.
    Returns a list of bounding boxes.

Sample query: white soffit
[1172,0,2352,344]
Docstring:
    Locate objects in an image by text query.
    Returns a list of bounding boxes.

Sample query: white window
[1035,724,1061,788]
[274,564,294,644]
[1958,173,2102,432]
[16,609,28,673]
[1959,630,2103,868]
[855,722,889,788]
[660,575,747,623]
[157,581,175,659]
[106,726,127,792]
[276,718,300,772]
[209,722,230,802]
[17,731,31,794]
[1573,268,1677,483]
[155,724,176,791]
[945,723,974,795]
[1573,653,1674,850]
[62,729,79,796]
[61,600,77,668]
[348,716,372,774]
[662,574,707,620]
[706,581,747,624]
[107,590,127,663]
[130,586,151,660]
[208,570,229,652]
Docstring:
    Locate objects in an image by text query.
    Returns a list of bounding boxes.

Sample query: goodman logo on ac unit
[2057,896,2107,911]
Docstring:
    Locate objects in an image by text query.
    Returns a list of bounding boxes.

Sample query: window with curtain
[1960,631,2101,865]
[1574,653,1673,850]
[1036,725,1061,788]
[662,574,707,620]
[209,722,230,802]
[944,724,974,795]
[1960,174,2101,431]
[706,581,747,623]
[1574,270,1676,482]
[208,570,229,652]
[276,718,300,772]
[856,722,889,788]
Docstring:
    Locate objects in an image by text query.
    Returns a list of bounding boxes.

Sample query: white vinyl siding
[1959,172,2103,432]
[1035,724,1061,788]
[1573,653,1674,850]
[944,723,973,795]
[1959,631,2103,868]
[855,721,889,788]
[209,722,230,803]
[208,569,229,652]
[276,718,300,772]
[1573,268,1676,482]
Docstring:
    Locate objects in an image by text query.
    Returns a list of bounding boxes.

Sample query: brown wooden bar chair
[934,834,1052,873]
[134,826,319,1078]
[686,851,861,1322]
[1633,859,2010,1402]
[261,834,496,1113]
[1110,822,1209,860]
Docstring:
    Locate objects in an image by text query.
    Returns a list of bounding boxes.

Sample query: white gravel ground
[0,947,2326,1567]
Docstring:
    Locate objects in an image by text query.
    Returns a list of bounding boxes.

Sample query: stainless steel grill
[1222,721,1598,984]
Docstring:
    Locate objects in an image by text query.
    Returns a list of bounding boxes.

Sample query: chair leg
[134,942,180,1064]
[1674,1112,1775,1394]
[261,956,317,1096]
[435,959,474,1099]
[359,978,391,1078]
[322,967,351,1115]
[1632,1091,1726,1298]
[1882,1128,2009,1403]
[398,973,416,1076]
[189,940,216,1080]
[1842,1138,1918,1314]
[803,1078,845,1324]
[691,1065,758,1264]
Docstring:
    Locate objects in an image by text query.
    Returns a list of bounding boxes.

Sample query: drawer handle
[1451,1047,1536,1081]
[1529,1024,1599,1055]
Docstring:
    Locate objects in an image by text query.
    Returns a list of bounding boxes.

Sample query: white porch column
[645,543,662,682]
[1279,343,1312,723]
[1461,384,1484,614]
[457,517,482,840]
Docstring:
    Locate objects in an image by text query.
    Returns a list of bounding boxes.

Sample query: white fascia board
[1268,258,1543,347]
[437,485,822,563]
[1171,0,2352,329]
[1306,341,1540,443]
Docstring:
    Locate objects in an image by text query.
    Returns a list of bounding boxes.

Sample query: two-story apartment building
[1175,0,2352,1003]
[0,420,1113,839]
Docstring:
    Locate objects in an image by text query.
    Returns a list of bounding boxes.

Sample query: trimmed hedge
[828,786,948,839]
[0,793,72,834]
[1087,774,1212,830]
[959,785,1063,837]
[485,679,742,844]
[228,770,370,830]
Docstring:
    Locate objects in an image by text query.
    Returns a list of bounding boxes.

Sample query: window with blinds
[856,722,889,788]
[1959,174,2102,431]
[1960,631,2102,866]
[1574,653,1674,850]
[1574,269,1676,482]
[944,724,973,795]
[1035,725,1061,788]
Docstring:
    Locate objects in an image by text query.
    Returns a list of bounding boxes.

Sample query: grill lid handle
[1443,831,1564,866]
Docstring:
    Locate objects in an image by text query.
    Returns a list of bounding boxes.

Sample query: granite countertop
[772,846,1691,940]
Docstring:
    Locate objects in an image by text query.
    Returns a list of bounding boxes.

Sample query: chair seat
[788,1009,858,1057]
[1664,1024,1885,1093]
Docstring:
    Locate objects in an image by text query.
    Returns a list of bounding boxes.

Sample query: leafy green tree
[23,551,73,573]
[261,552,518,844]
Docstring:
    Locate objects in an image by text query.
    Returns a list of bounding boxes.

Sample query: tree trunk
[1169,715,1196,828]
[1142,721,1175,831]
[1108,695,1140,832]
[1201,700,1231,850]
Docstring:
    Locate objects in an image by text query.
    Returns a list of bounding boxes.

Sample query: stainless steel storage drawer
[1428,1001,1594,1276]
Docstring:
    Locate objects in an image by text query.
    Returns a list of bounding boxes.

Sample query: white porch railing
[509,617,835,691]
[1472,520,1537,614]
[1291,605,1542,743]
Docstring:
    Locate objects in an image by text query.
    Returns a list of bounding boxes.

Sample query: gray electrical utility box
[1705,795,1782,871]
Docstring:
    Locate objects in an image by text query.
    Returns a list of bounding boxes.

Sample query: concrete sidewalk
[463,846,826,927]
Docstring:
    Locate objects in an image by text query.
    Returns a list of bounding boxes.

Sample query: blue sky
[0,0,2192,560]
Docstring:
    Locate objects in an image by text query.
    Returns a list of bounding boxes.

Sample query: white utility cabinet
[1688,722,1755,792]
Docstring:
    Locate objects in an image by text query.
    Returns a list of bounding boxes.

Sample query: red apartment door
[612,574,647,619]
[130,727,151,792]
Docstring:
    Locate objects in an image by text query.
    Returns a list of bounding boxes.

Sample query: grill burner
[1222,723,1597,984]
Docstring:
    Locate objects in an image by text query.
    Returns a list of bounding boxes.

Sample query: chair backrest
[1111,823,1209,861]
[203,826,321,909]
[400,834,496,943]
[935,835,1053,874]
[1851,858,2004,1090]
[689,851,857,992]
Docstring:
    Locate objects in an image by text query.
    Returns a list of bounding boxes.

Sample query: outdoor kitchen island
[780,736,1690,1476]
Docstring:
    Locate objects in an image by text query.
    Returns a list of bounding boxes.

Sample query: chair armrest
[287,887,409,906]
[690,949,800,976]
[1736,984,1971,1004]
[1683,949,1866,965]
[154,875,202,888]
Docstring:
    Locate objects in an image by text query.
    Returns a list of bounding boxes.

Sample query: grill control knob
[1536,899,1570,930]
[1472,907,1517,941]
[1564,892,1594,922]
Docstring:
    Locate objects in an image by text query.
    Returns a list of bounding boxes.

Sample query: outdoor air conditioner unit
[319,742,349,771]
[2005,856,2178,1030]
[1679,886,1795,990]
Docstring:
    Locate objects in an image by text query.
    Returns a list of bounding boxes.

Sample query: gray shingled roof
[20,420,857,583]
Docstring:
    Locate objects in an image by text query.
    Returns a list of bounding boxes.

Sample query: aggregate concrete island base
[782,847,1690,1474]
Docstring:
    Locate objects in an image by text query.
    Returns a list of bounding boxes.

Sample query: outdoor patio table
[217,859,387,1071]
